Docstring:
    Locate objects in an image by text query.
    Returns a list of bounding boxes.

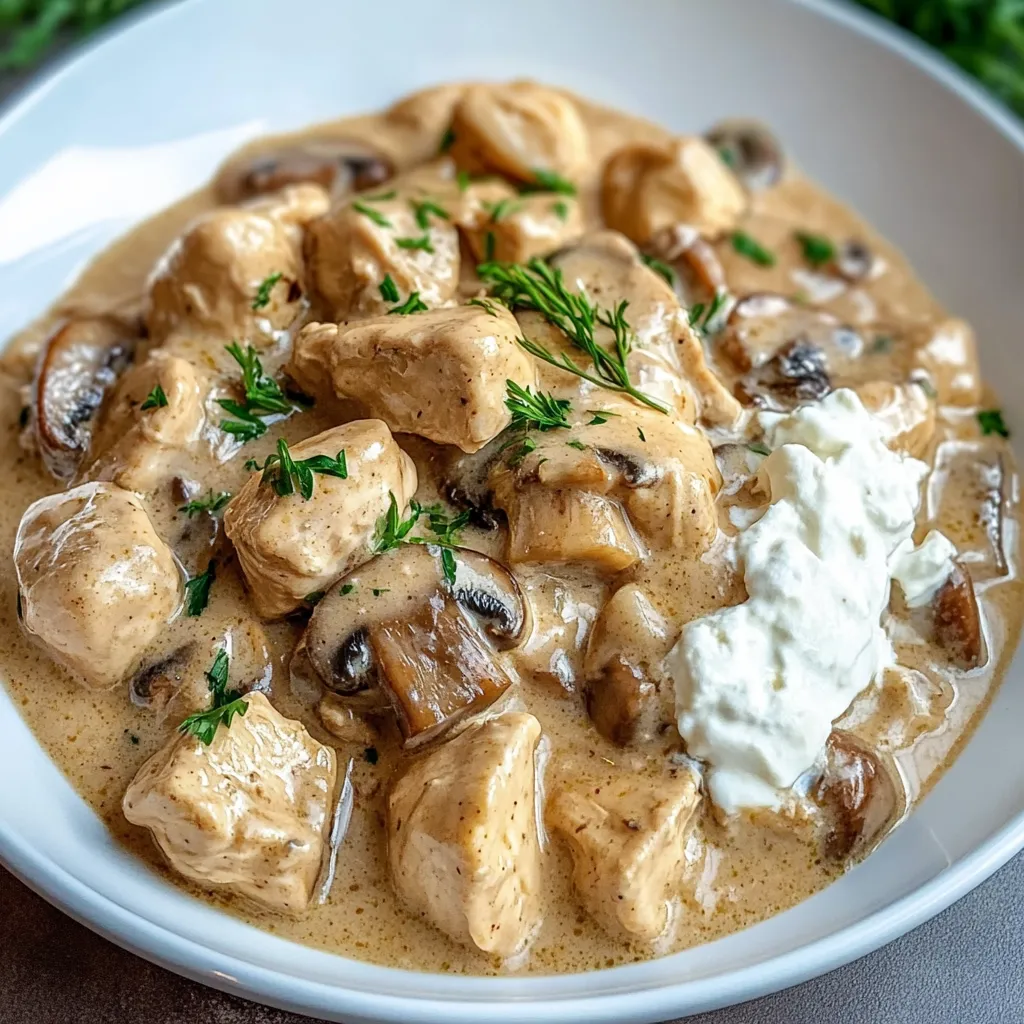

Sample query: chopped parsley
[218,342,301,442]
[747,441,772,456]
[178,649,247,746]
[395,233,435,254]
[251,271,283,310]
[372,587,390,597]
[477,258,668,414]
[484,231,496,261]
[304,590,326,606]
[352,199,392,228]
[871,334,894,354]
[439,127,456,153]
[387,291,429,315]
[456,170,472,192]
[794,231,835,269]
[411,198,450,229]
[484,196,522,223]
[551,200,570,222]
[523,168,577,196]
[254,438,348,500]
[178,490,232,518]
[640,253,677,287]
[184,560,216,617]
[378,273,400,303]
[439,546,457,586]
[637,427,646,442]
[340,583,356,596]
[731,230,776,267]
[566,439,588,451]
[505,380,571,431]
[978,409,1010,437]
[587,410,616,426]
[140,385,168,411]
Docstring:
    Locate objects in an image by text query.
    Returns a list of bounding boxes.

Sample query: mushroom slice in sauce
[704,119,785,192]
[305,544,528,748]
[811,731,905,863]
[214,139,394,204]
[32,315,139,481]
[932,561,984,670]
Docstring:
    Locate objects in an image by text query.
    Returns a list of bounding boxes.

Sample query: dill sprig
[477,258,668,414]
[504,380,572,431]
[251,438,348,500]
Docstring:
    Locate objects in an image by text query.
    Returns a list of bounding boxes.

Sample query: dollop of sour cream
[666,389,954,813]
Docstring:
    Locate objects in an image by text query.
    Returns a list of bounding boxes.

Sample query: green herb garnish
[178,490,232,518]
[411,198,450,229]
[688,290,730,335]
[305,590,325,606]
[184,561,216,617]
[251,271,283,310]
[587,410,615,425]
[477,258,668,414]
[794,231,835,269]
[178,649,247,746]
[566,439,588,451]
[637,427,646,442]
[978,409,1010,437]
[140,385,168,411]
[255,438,348,500]
[731,230,776,267]
[523,168,577,196]
[340,583,355,596]
[747,441,772,457]
[352,199,392,228]
[439,127,456,153]
[505,380,571,431]
[552,200,570,222]
[387,291,429,315]
[379,273,400,302]
[484,197,522,223]
[456,170,472,192]
[640,253,677,288]
[373,493,424,553]
[395,233,435,253]
[506,435,538,468]
[218,342,300,442]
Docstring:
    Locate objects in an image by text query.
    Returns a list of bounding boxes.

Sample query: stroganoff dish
[2,81,1020,973]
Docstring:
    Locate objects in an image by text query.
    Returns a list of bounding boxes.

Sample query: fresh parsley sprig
[140,384,168,411]
[179,490,232,518]
[184,561,216,617]
[253,438,348,501]
[178,648,247,746]
[505,380,572,431]
[477,258,668,414]
[218,342,304,442]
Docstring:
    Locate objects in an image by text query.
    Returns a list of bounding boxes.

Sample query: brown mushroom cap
[812,731,904,861]
[33,315,139,481]
[704,119,784,192]
[932,561,984,670]
[215,139,394,204]
[305,544,529,748]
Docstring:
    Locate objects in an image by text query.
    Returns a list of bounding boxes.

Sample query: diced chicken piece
[387,712,543,957]
[123,692,336,914]
[855,380,936,459]
[601,137,746,244]
[84,351,209,492]
[303,188,460,322]
[458,181,584,264]
[385,83,466,142]
[549,770,701,942]
[223,420,417,618]
[291,305,535,453]
[14,482,182,688]
[549,232,742,426]
[449,81,589,184]
[146,184,325,344]
[489,405,721,572]
[908,318,981,407]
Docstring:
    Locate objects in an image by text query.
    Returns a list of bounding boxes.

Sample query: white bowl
[1,1,1023,1020]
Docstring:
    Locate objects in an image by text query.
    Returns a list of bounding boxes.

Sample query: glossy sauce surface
[1,83,1019,975]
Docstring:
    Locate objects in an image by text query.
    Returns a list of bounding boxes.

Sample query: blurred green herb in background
[0,0,146,70]
[1,1,1023,122]
[855,1,1024,116]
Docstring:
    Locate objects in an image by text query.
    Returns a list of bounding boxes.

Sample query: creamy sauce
[0,82,1019,976]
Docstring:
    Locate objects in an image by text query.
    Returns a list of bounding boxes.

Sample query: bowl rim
[2,0,1024,1020]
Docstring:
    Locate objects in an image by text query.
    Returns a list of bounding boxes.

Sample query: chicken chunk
[548,232,742,426]
[223,420,417,618]
[123,692,337,914]
[449,81,589,184]
[14,482,182,688]
[291,305,535,452]
[602,137,747,244]
[549,770,701,942]
[458,182,584,264]
[303,188,460,322]
[84,351,209,492]
[387,712,543,957]
[146,184,325,344]
[489,405,721,572]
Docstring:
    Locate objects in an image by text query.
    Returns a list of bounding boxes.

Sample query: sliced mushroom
[834,240,877,283]
[735,340,832,410]
[704,119,784,192]
[215,139,394,204]
[932,561,983,670]
[812,731,904,862]
[32,315,139,481]
[305,544,528,748]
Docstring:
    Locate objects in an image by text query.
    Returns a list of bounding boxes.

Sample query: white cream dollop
[666,389,955,813]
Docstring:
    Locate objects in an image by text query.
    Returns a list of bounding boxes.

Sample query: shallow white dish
[1,0,1023,1020]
